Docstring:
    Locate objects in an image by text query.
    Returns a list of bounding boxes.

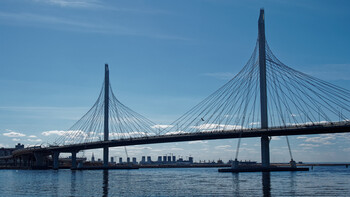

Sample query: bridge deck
[43,122,350,153]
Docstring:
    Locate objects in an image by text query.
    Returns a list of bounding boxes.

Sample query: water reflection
[289,172,296,196]
[231,173,240,196]
[70,171,76,196]
[262,172,271,197]
[103,170,109,197]
[51,170,59,196]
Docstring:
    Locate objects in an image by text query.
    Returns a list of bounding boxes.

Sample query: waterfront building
[147,156,152,163]
[167,156,171,163]
[91,153,95,162]
[141,156,146,164]
[15,143,24,149]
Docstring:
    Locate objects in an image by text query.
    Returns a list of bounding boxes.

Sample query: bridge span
[47,122,350,153]
[4,122,349,170]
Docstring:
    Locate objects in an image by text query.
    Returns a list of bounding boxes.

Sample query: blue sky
[1,0,350,163]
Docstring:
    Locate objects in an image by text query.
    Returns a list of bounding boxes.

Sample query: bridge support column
[53,152,60,170]
[261,135,270,168]
[71,151,77,169]
[258,9,270,168]
[103,146,109,167]
[34,152,45,167]
[22,156,29,168]
[103,64,109,168]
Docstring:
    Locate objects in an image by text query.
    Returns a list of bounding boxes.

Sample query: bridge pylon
[103,64,109,167]
[258,9,270,168]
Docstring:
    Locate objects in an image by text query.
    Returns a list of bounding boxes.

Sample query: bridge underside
[49,123,350,152]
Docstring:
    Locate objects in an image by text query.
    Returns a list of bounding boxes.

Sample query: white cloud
[333,133,350,140]
[33,0,102,8]
[41,130,87,138]
[188,141,208,144]
[297,136,308,139]
[28,138,42,142]
[215,145,231,149]
[288,121,329,126]
[164,131,186,135]
[42,130,69,136]
[191,123,244,131]
[304,135,335,144]
[109,132,154,139]
[296,135,336,146]
[299,143,320,148]
[12,138,21,141]
[124,146,152,150]
[28,135,37,138]
[271,136,281,140]
[3,131,26,137]
[151,125,173,129]
[171,148,184,151]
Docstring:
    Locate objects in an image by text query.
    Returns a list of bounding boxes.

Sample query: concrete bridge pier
[53,152,60,170]
[103,146,109,167]
[34,152,45,167]
[13,156,17,167]
[22,155,30,168]
[261,135,270,167]
[71,151,77,169]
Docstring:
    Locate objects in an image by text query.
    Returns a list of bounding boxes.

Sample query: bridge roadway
[4,122,350,169]
[46,122,350,153]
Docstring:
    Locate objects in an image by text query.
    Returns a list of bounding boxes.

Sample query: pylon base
[218,166,309,173]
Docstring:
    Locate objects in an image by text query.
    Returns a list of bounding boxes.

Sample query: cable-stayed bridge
[4,9,350,170]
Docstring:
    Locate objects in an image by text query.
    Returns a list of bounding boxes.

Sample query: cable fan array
[160,40,350,135]
[51,39,350,146]
[53,83,158,145]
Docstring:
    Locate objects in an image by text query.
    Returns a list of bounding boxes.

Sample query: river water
[0,166,349,196]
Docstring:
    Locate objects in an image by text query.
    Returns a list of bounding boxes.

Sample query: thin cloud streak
[0,106,88,112]
[0,11,188,40]
[32,0,173,15]
[3,131,26,137]
[33,0,102,9]
[305,64,350,81]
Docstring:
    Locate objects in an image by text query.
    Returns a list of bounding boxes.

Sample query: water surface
[0,166,349,196]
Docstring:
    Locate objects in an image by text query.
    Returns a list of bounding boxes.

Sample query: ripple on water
[0,167,349,196]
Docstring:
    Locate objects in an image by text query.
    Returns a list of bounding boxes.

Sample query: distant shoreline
[0,162,349,170]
